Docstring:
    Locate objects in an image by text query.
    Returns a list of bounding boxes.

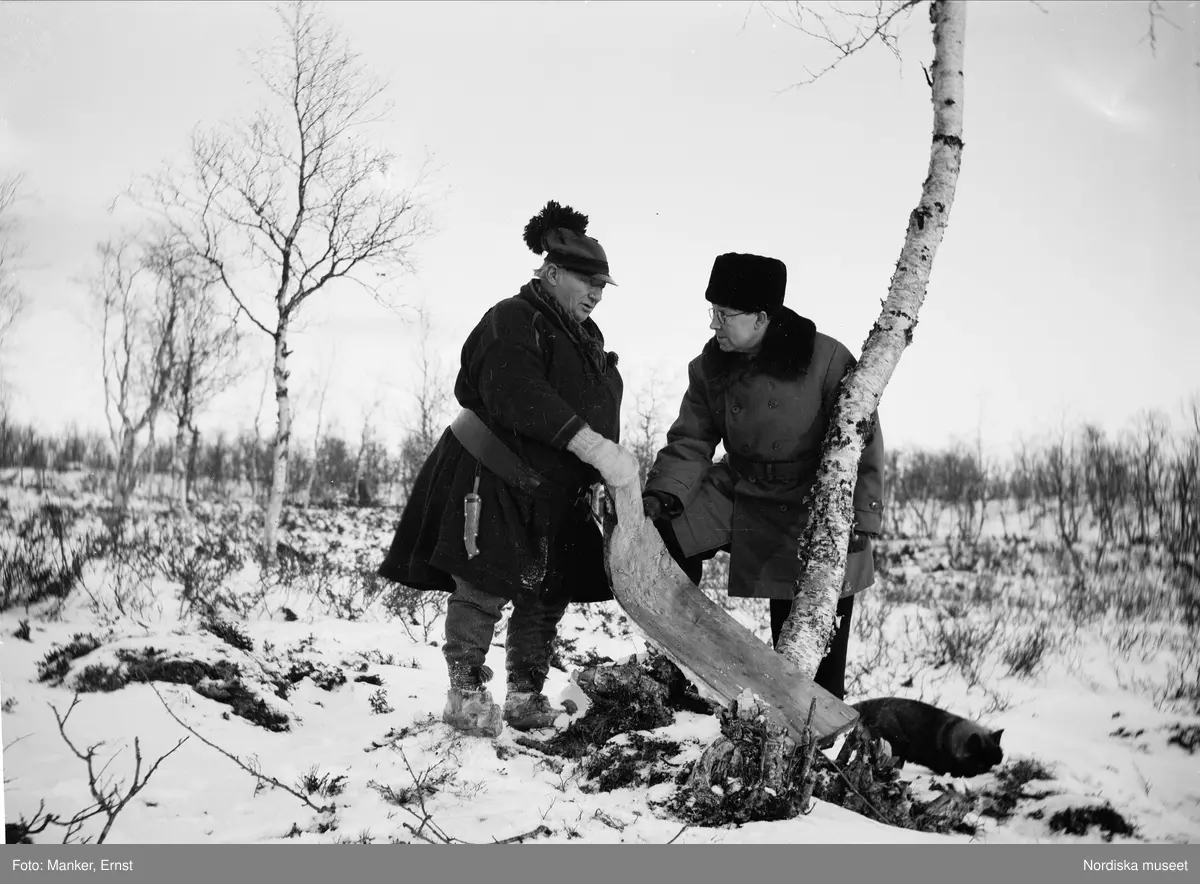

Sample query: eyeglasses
[708,306,753,326]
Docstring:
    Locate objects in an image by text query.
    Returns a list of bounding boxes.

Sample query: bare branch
[3,731,33,753]
[491,824,553,844]
[0,173,29,354]
[762,0,923,89]
[92,228,191,510]
[47,694,187,843]
[1142,0,1183,56]
[147,680,333,814]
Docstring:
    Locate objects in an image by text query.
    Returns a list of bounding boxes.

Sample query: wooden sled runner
[599,479,860,747]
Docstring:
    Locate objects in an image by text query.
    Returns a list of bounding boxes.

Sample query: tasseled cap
[523,200,617,286]
[704,252,786,315]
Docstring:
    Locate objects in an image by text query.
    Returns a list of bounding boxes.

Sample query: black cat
[852,697,1005,778]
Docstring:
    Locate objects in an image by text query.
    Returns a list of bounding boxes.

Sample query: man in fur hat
[642,252,885,700]
[378,201,638,737]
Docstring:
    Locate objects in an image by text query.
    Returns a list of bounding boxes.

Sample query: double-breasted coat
[644,307,885,600]
[378,282,623,604]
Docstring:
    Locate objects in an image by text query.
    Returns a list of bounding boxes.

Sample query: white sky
[1,0,1197,458]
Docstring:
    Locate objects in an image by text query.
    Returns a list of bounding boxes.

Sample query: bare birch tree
[766,0,1186,688]
[244,367,272,504]
[352,392,384,505]
[137,0,432,562]
[396,305,450,506]
[168,269,243,511]
[302,355,335,506]
[94,233,186,513]
[769,0,967,679]
[625,371,668,487]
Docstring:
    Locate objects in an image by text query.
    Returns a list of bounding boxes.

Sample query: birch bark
[776,0,967,675]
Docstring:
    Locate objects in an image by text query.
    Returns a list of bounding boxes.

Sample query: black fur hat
[705,253,786,315]
[523,200,617,286]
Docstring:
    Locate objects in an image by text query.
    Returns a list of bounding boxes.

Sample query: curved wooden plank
[600,479,859,747]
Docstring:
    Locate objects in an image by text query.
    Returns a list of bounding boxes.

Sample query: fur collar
[700,306,816,384]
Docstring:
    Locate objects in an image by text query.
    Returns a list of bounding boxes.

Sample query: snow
[2,477,1198,845]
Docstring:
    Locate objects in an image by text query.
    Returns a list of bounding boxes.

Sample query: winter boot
[502,691,562,731]
[443,687,504,738]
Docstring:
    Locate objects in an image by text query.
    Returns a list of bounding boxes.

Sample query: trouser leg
[770,594,855,700]
[443,577,506,689]
[505,591,571,693]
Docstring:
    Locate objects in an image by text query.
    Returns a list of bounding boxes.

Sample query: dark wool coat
[378,282,623,604]
[644,307,885,601]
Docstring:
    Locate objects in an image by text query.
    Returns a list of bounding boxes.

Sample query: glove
[642,491,681,521]
[567,426,640,488]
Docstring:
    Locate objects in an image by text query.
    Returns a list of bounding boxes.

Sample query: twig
[366,746,468,846]
[402,822,444,844]
[592,808,627,831]
[667,824,689,844]
[396,747,462,844]
[48,693,187,843]
[761,0,923,89]
[815,740,894,825]
[1142,0,1182,57]
[825,759,891,823]
[3,732,33,752]
[146,680,332,814]
[492,824,553,844]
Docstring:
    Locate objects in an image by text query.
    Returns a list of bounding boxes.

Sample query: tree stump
[677,689,822,824]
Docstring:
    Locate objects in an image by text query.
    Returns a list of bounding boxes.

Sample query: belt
[727,452,816,483]
[449,409,558,498]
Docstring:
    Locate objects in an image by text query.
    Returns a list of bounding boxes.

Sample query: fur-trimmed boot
[443,663,502,738]
[502,691,562,731]
[443,687,503,738]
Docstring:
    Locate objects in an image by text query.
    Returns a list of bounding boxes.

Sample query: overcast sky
[1,0,1197,458]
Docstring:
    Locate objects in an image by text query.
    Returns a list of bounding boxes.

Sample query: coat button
[779,504,788,513]
[772,441,781,451]
[648,469,660,477]
[870,500,881,509]
[732,404,742,414]
[768,399,778,408]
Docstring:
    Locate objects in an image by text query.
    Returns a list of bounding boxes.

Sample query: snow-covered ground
[2,475,1198,844]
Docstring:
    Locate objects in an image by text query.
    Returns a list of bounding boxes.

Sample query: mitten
[567,426,640,487]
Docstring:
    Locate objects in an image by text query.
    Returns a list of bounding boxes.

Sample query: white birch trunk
[303,381,328,507]
[144,422,157,501]
[113,426,138,513]
[185,426,200,504]
[172,416,188,510]
[262,323,292,565]
[776,0,967,675]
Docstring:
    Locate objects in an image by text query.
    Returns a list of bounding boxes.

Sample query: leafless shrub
[1001,622,1055,679]
[5,695,186,844]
